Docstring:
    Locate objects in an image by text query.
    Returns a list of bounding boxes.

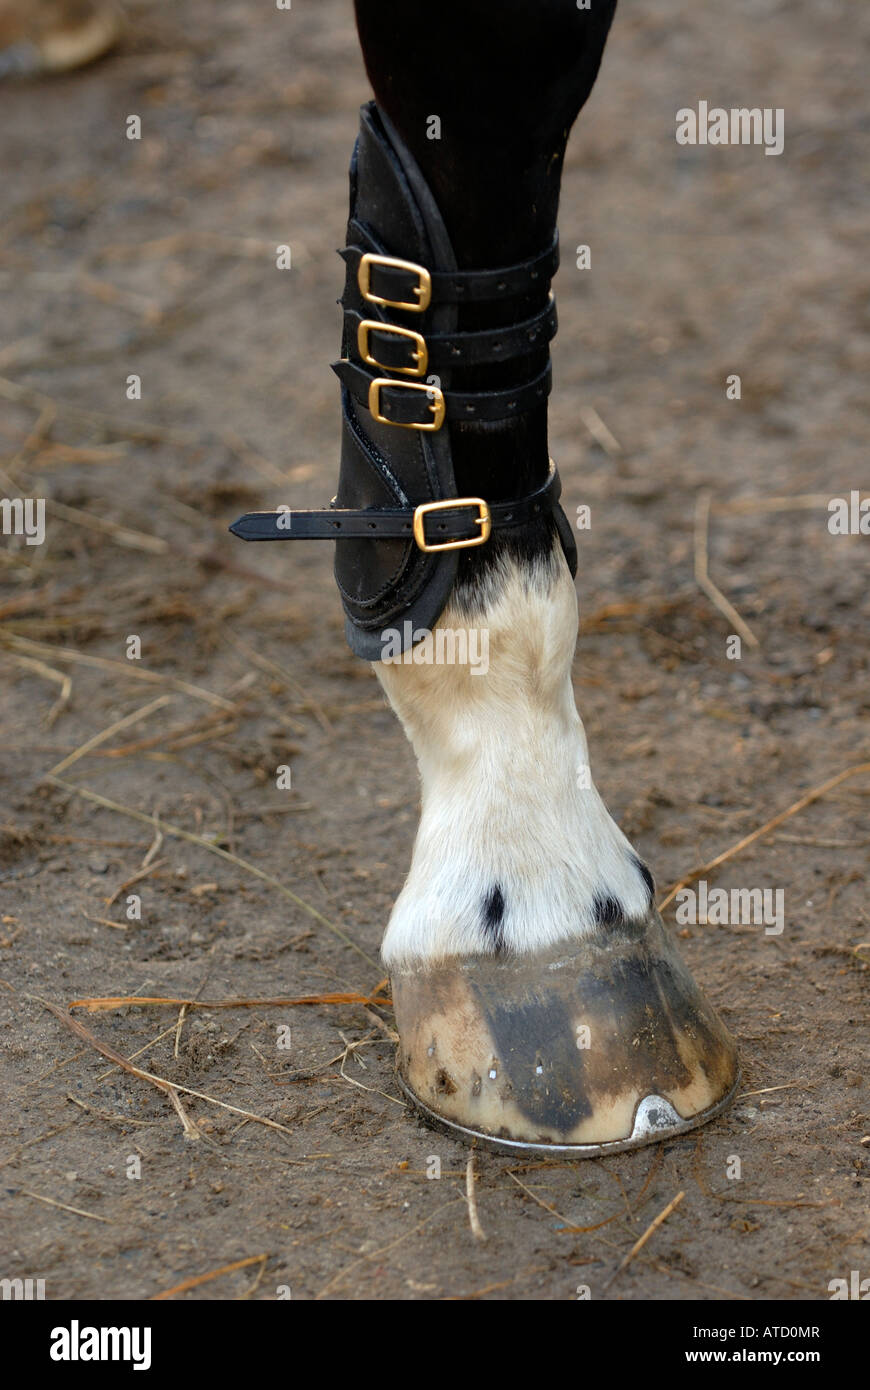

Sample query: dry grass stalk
[150,1253,269,1301]
[0,375,200,448]
[694,489,760,648]
[603,1190,685,1291]
[34,996,296,1140]
[225,629,333,735]
[465,1154,487,1242]
[18,1188,110,1224]
[4,652,72,724]
[44,694,171,779]
[715,493,859,516]
[80,910,127,932]
[46,499,169,554]
[579,404,622,456]
[47,776,379,969]
[315,1198,466,1300]
[506,1142,662,1236]
[659,761,870,912]
[68,989,391,1013]
[0,632,235,710]
[104,858,168,908]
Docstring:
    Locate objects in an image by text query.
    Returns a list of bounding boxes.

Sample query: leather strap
[342,225,559,304]
[230,464,562,546]
[344,296,558,373]
[333,358,552,427]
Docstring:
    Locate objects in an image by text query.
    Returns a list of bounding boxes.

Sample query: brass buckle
[358,253,432,312]
[412,498,492,553]
[369,378,445,431]
[358,320,428,377]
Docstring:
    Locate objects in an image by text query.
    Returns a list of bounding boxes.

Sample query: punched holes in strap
[348,295,557,375]
[333,359,552,428]
[345,237,558,429]
[347,229,559,306]
[433,233,559,303]
[229,463,562,549]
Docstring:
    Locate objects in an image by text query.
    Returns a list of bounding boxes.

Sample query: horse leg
[352,0,739,1152]
[354,0,640,967]
[231,0,740,1151]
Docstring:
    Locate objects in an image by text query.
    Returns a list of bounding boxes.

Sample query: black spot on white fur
[593,894,624,927]
[632,855,656,908]
[482,885,506,952]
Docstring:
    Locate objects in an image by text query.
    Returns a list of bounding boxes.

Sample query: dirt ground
[0,0,867,1302]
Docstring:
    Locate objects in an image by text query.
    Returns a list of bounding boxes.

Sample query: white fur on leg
[377,542,652,967]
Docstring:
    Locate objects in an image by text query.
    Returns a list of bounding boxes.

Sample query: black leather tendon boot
[231,104,739,1156]
[231,101,575,656]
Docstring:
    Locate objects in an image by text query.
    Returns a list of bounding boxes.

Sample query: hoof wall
[391,911,739,1156]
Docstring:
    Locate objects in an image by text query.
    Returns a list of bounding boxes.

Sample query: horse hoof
[391,910,739,1155]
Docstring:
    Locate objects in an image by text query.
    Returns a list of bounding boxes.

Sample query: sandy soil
[0,0,867,1301]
